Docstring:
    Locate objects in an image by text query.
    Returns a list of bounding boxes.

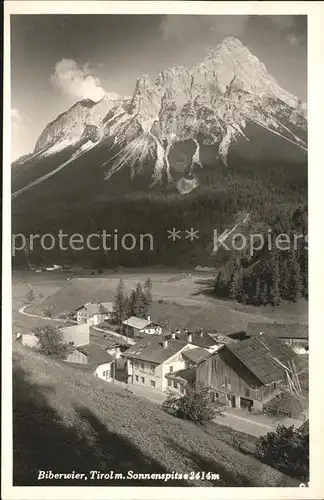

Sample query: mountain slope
[13,343,298,486]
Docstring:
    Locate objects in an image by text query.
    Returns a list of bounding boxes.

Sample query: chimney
[163,338,168,348]
[147,315,151,322]
[16,332,22,339]
[199,329,204,337]
[171,331,176,339]
[187,332,192,343]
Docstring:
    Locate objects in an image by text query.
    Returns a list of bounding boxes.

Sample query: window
[141,377,145,383]
[150,364,155,373]
[173,381,178,389]
[135,375,139,382]
[151,380,156,388]
[140,363,144,370]
[245,387,250,397]
[169,366,173,372]
[168,380,171,387]
[273,382,277,389]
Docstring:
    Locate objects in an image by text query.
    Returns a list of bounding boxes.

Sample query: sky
[11,14,307,160]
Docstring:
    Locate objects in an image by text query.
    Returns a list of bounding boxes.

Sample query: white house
[122,315,162,338]
[122,332,205,392]
[75,302,114,325]
[65,344,115,382]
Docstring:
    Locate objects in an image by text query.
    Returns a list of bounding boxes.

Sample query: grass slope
[13,343,298,487]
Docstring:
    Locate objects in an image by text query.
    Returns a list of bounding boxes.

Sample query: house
[246,323,309,354]
[65,344,115,381]
[75,302,114,325]
[122,315,162,338]
[123,331,209,394]
[196,333,307,413]
[59,323,90,347]
[15,332,40,349]
[90,325,134,369]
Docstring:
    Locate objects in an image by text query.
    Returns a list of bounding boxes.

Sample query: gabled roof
[223,333,307,386]
[123,337,188,364]
[246,323,308,340]
[99,302,114,314]
[122,316,156,330]
[75,302,114,315]
[182,347,210,364]
[75,302,101,315]
[77,344,114,366]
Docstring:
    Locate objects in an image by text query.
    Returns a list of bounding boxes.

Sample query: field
[12,268,308,337]
[13,343,298,487]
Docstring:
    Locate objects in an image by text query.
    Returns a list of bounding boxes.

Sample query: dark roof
[165,368,196,385]
[247,323,308,340]
[171,331,217,348]
[123,337,188,364]
[77,344,114,366]
[182,347,210,364]
[224,333,307,386]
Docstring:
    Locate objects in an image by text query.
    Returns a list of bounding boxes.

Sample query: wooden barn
[196,333,307,412]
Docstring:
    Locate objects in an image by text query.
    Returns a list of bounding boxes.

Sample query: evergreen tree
[260,282,269,306]
[26,287,36,303]
[287,250,303,302]
[230,268,244,302]
[144,277,153,308]
[113,279,129,325]
[129,282,147,318]
[279,259,290,300]
[268,251,281,306]
[253,276,261,306]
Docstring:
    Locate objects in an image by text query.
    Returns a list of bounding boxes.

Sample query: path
[19,305,67,323]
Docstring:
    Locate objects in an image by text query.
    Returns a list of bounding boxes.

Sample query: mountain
[11,37,307,270]
[13,36,306,197]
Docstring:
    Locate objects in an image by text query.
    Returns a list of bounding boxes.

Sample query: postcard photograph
[4,2,319,498]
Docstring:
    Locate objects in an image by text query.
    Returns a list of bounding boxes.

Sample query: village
[15,273,309,438]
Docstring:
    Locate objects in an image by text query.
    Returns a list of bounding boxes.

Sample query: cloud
[50,58,121,102]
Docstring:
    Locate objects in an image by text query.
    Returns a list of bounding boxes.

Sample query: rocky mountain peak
[31,36,307,193]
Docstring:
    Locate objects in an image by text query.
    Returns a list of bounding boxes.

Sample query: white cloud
[50,58,121,102]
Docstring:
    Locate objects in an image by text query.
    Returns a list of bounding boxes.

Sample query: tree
[113,278,129,325]
[129,282,147,318]
[255,423,309,482]
[26,287,36,303]
[162,385,222,425]
[44,306,55,318]
[144,277,153,308]
[287,250,303,302]
[229,267,244,302]
[268,251,281,307]
[33,326,68,359]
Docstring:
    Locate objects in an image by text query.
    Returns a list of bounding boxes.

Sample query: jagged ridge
[32,36,307,193]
